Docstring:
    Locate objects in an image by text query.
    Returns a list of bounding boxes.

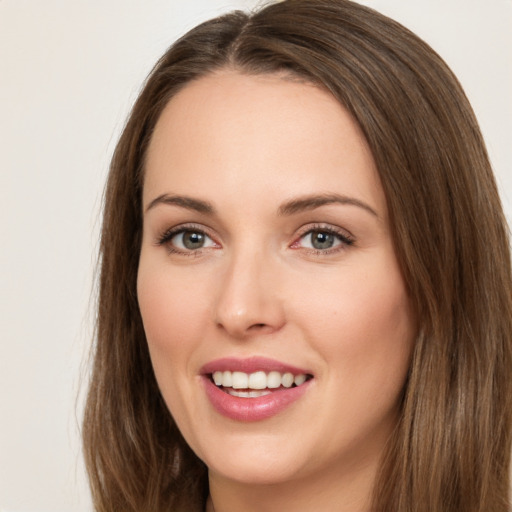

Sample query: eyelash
[155,223,355,256]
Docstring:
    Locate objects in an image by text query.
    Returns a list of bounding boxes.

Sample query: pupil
[312,231,334,250]
[183,231,204,249]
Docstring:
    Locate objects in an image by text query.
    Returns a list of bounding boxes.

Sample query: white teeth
[248,371,267,389]
[232,371,248,389]
[227,389,272,398]
[267,371,281,389]
[211,370,309,391]
[249,390,269,398]
[281,372,294,388]
[294,374,306,386]
[222,370,232,387]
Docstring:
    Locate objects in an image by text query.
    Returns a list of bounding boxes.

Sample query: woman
[82,1,512,510]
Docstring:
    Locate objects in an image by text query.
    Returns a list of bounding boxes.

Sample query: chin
[206,453,306,486]
[193,429,313,485]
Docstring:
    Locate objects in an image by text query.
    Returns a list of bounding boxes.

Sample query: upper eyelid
[295,222,354,239]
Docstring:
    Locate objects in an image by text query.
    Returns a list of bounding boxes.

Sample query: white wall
[0,1,510,511]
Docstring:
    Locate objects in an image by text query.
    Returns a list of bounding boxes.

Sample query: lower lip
[202,377,312,422]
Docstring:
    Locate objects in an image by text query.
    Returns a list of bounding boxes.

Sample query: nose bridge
[214,242,284,338]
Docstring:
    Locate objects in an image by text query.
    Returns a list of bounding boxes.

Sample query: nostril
[247,323,270,332]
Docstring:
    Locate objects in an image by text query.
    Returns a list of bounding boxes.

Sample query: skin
[137,70,416,512]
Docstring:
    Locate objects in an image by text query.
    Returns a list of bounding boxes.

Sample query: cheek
[137,263,208,352]
[137,262,213,433]
[136,260,213,410]
[294,257,414,393]
[291,260,414,459]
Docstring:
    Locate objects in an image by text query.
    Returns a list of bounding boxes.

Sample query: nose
[213,249,286,339]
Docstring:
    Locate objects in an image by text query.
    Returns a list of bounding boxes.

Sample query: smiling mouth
[210,370,313,398]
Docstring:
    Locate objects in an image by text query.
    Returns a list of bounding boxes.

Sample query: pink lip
[200,357,313,422]
[200,356,309,375]
[202,377,312,422]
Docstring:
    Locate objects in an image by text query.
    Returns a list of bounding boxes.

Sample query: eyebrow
[145,192,378,218]
[278,193,378,217]
[145,194,216,214]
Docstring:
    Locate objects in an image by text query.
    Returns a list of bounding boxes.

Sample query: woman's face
[138,71,415,490]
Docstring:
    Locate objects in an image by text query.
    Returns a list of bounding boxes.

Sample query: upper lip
[200,356,311,376]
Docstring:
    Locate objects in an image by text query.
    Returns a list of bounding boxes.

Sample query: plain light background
[0,1,510,511]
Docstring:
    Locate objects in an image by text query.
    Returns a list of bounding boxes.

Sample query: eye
[157,226,218,253]
[292,226,354,253]
[302,230,340,250]
[174,230,215,250]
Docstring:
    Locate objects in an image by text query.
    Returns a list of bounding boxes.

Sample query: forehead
[143,70,386,217]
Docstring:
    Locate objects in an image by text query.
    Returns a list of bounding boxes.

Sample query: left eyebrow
[144,193,216,215]
[278,193,379,218]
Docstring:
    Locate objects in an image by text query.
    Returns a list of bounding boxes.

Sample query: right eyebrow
[278,193,378,218]
[144,194,216,215]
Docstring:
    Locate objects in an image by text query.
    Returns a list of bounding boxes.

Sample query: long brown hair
[82,1,512,510]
